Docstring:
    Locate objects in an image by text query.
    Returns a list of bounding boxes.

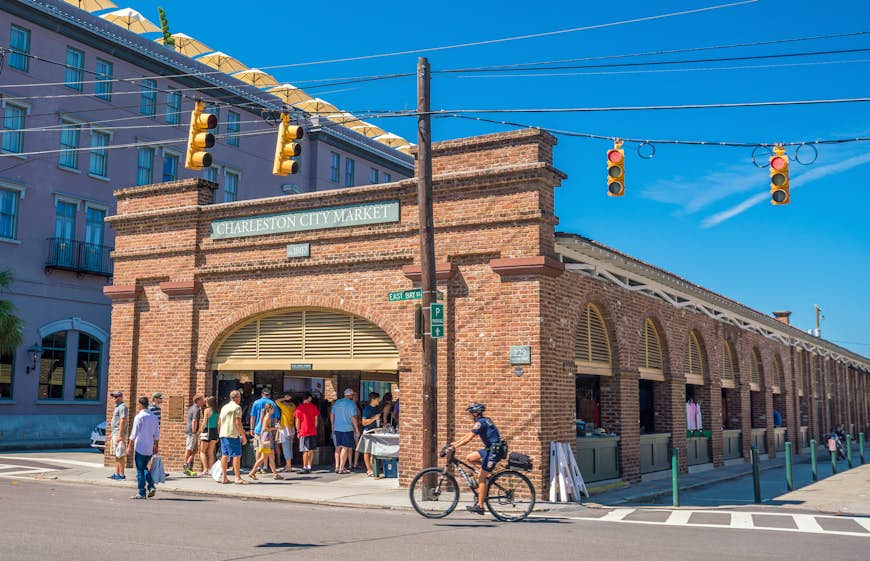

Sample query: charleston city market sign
[210,200,400,240]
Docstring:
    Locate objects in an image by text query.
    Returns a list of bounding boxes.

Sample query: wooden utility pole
[417,56,437,470]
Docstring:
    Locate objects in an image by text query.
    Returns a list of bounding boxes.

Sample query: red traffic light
[607,149,623,164]
[770,156,788,171]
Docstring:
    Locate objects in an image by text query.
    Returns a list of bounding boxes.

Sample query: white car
[90,421,106,451]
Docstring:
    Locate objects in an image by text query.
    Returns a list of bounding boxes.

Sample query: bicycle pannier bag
[508,452,533,471]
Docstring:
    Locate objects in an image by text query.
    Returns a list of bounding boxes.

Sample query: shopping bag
[210,460,223,482]
[114,439,126,458]
[150,454,167,484]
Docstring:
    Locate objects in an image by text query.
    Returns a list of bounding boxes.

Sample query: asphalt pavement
[1,479,868,561]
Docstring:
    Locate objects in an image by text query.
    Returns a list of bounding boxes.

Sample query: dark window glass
[39,332,66,399]
[75,334,101,400]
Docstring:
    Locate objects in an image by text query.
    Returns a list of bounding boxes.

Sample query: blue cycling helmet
[466,402,486,414]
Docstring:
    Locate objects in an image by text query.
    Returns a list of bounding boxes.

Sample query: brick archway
[197,293,412,372]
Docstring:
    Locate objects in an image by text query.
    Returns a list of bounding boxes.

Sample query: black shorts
[201,428,218,441]
[479,448,503,472]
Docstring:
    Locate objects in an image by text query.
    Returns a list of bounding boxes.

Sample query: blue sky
[118,0,870,356]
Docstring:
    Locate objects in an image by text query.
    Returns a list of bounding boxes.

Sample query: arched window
[750,348,763,390]
[575,303,613,375]
[639,318,664,380]
[39,332,66,399]
[686,330,705,385]
[75,333,101,400]
[771,355,784,394]
[722,340,737,388]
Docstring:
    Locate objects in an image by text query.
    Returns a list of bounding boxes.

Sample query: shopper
[128,396,160,499]
[294,392,320,474]
[331,388,361,474]
[249,387,279,473]
[361,392,381,476]
[198,396,219,476]
[108,390,128,480]
[249,402,282,480]
[183,395,204,476]
[276,393,296,472]
[148,392,164,425]
[218,390,248,484]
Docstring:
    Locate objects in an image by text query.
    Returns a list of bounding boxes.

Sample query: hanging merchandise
[686,400,696,431]
[695,401,703,431]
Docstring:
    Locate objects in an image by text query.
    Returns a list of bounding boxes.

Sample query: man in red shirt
[294,392,320,474]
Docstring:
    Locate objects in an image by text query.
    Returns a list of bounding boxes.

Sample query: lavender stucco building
[0,0,412,448]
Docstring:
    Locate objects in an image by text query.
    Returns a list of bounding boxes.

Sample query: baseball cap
[109,390,123,397]
[344,388,354,396]
[152,392,163,399]
[261,387,271,396]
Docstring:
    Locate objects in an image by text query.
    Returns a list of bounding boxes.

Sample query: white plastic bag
[114,439,126,458]
[210,460,223,482]
[150,454,166,484]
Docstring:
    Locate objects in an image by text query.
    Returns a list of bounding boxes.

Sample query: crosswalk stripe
[599,508,635,521]
[792,514,825,533]
[853,518,870,532]
[665,511,693,525]
[730,512,754,529]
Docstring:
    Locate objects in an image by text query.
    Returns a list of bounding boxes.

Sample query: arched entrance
[209,307,400,467]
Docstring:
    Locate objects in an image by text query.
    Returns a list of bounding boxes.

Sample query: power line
[0,1,757,90]
[448,114,870,148]
[439,46,870,74]
[436,30,870,72]
[454,58,870,79]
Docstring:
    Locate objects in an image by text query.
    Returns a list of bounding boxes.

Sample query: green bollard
[847,435,853,468]
[751,445,762,504]
[831,449,838,474]
[810,439,818,481]
[672,447,680,507]
[860,433,865,465]
[785,441,793,491]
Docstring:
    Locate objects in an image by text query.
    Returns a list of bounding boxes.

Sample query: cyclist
[448,402,505,515]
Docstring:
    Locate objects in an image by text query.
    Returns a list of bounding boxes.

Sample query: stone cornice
[402,263,458,281]
[103,284,138,300]
[490,256,565,278]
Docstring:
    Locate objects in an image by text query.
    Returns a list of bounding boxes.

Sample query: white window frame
[161,148,181,182]
[87,128,112,180]
[224,168,240,202]
[1,99,30,157]
[58,115,85,172]
[0,180,25,244]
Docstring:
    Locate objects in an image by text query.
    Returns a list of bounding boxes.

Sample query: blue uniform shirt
[250,397,280,434]
[471,416,501,448]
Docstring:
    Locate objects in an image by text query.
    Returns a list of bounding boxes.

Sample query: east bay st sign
[210,200,400,240]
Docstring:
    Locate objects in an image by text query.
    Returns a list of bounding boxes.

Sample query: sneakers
[108,474,126,480]
[465,504,485,515]
[300,468,311,474]
[183,465,197,477]
[131,495,146,500]
[147,488,156,498]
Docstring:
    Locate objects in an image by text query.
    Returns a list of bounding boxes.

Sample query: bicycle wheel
[409,467,460,519]
[485,470,536,522]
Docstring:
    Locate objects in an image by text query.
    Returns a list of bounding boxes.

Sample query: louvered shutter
[643,319,663,371]
[721,341,736,388]
[575,304,613,376]
[686,331,704,383]
[750,349,762,387]
[259,311,304,359]
[353,316,399,358]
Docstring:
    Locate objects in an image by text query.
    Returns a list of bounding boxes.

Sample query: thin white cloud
[642,164,757,215]
[701,150,870,228]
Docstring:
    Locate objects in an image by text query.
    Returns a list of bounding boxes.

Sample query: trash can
[383,459,399,478]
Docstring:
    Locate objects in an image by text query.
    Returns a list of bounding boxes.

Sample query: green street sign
[387,289,444,302]
[431,324,444,339]
[430,303,444,325]
[388,288,422,302]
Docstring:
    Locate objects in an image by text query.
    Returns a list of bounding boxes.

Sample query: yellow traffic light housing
[273,113,303,176]
[185,100,216,170]
[607,140,625,197]
[769,144,790,205]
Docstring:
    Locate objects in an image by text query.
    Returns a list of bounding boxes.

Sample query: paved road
[1,479,867,561]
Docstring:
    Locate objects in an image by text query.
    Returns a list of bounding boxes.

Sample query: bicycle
[409,445,536,522]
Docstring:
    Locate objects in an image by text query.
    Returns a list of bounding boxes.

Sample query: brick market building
[104,128,870,488]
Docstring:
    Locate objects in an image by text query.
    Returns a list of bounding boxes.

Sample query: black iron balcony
[45,237,113,277]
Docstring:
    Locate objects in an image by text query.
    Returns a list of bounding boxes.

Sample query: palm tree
[0,271,23,354]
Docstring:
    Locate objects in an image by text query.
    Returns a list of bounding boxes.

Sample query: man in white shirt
[128,396,161,499]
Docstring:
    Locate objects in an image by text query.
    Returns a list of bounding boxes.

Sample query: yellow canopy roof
[196,51,249,73]
[267,84,313,105]
[293,98,339,115]
[99,8,160,33]
[157,33,213,57]
[232,68,279,88]
[64,0,117,12]
[350,123,386,138]
[374,132,408,148]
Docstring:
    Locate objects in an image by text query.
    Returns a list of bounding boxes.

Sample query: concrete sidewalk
[773,463,870,516]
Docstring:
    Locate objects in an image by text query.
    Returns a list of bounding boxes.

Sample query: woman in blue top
[448,402,503,515]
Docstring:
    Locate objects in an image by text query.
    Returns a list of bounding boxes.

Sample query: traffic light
[769,144,790,205]
[607,140,625,197]
[184,100,216,170]
[273,113,303,176]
